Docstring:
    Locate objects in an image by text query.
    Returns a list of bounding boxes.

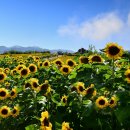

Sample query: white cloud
[58,12,124,41]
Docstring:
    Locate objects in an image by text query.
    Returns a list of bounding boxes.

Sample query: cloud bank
[58,12,130,41]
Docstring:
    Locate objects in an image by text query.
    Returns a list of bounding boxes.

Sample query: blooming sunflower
[0,106,10,118]
[0,72,6,82]
[10,68,18,76]
[28,63,37,73]
[125,69,130,83]
[30,78,39,92]
[66,59,76,68]
[60,65,71,75]
[79,56,89,64]
[11,106,20,117]
[76,82,85,95]
[104,43,123,59]
[53,58,64,67]
[85,84,96,97]
[20,67,30,78]
[16,64,26,72]
[40,82,50,91]
[4,68,10,74]
[0,88,9,100]
[61,95,67,104]
[10,88,17,99]
[95,96,108,109]
[62,121,73,130]
[40,111,52,130]
[43,60,50,67]
[38,61,43,68]
[109,96,117,108]
[89,55,104,63]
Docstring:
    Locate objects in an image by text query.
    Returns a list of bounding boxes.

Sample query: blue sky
[0,0,130,51]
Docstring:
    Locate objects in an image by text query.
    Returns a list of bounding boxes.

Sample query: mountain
[0,46,74,54]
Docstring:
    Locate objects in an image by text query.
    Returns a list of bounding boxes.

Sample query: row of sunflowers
[0,43,130,130]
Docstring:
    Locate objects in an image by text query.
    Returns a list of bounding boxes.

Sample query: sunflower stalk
[112,58,115,84]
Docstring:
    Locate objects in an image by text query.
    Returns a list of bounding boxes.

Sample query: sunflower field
[0,42,130,130]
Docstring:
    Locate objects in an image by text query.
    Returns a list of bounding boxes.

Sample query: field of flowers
[0,42,130,130]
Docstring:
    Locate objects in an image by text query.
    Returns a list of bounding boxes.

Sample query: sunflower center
[21,69,28,75]
[99,99,105,105]
[25,83,31,88]
[0,74,4,80]
[41,84,49,90]
[56,61,62,66]
[33,82,38,88]
[44,62,48,66]
[29,66,35,72]
[63,67,69,73]
[79,86,84,92]
[86,88,94,94]
[81,57,89,64]
[0,91,6,97]
[63,98,67,103]
[43,117,49,126]
[92,56,101,62]
[126,74,130,78]
[1,109,8,115]
[68,61,74,66]
[109,46,120,55]
[110,99,114,104]
[13,70,17,74]
[12,109,17,114]
[10,91,15,96]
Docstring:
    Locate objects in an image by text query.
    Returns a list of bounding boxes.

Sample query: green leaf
[25,124,38,130]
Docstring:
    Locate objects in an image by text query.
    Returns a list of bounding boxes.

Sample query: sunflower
[40,82,50,91]
[109,96,117,108]
[61,95,67,104]
[0,88,9,100]
[30,78,39,92]
[20,67,30,78]
[43,60,50,67]
[40,111,52,129]
[89,55,103,63]
[0,72,6,82]
[24,81,32,90]
[79,56,89,64]
[4,68,10,74]
[95,96,108,109]
[104,43,123,59]
[0,106,10,118]
[16,64,26,72]
[11,106,20,117]
[66,59,76,68]
[28,63,37,73]
[76,82,85,95]
[53,58,64,67]
[85,85,96,97]
[62,121,73,130]
[60,65,71,75]
[10,68,18,76]
[125,69,130,83]
[10,88,17,99]
[38,61,43,68]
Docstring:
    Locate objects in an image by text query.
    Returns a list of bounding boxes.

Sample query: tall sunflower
[43,60,50,67]
[60,65,71,75]
[11,106,20,117]
[76,82,85,95]
[28,63,37,73]
[79,56,89,64]
[61,95,67,104]
[30,78,39,92]
[20,67,30,78]
[10,88,17,99]
[53,58,63,67]
[0,106,10,118]
[66,59,76,68]
[95,96,108,109]
[0,88,9,100]
[0,72,6,82]
[104,43,123,59]
[125,69,130,83]
[89,55,104,63]
[109,96,117,108]
[40,111,52,130]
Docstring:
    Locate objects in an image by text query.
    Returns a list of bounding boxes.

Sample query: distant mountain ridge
[0,46,74,54]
